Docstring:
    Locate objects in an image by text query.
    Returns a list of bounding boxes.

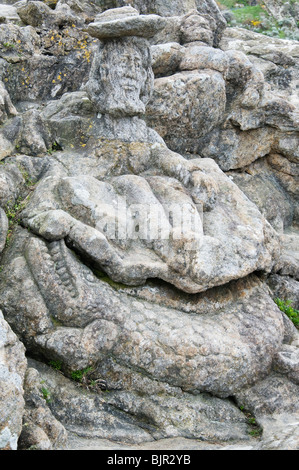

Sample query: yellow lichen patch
[83,50,91,63]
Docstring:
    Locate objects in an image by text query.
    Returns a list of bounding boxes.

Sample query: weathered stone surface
[180,9,215,46]
[0,23,40,60]
[0,160,24,207]
[268,153,299,199]
[87,7,166,39]
[27,358,251,443]
[85,37,154,117]
[0,310,27,450]
[235,373,299,416]
[0,80,17,125]
[88,0,226,46]
[257,414,299,450]
[275,228,299,279]
[194,126,274,170]
[267,274,299,310]
[0,207,8,253]
[273,345,299,385]
[18,367,68,450]
[17,1,83,28]
[0,234,285,398]
[146,36,298,167]
[0,2,298,450]
[220,27,299,108]
[263,0,299,31]
[151,42,184,77]
[180,44,229,75]
[228,165,294,232]
[17,151,280,293]
[146,70,226,148]
[0,5,20,24]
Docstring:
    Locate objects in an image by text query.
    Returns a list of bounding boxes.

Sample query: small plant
[49,360,62,371]
[47,141,62,155]
[71,366,107,392]
[274,298,299,329]
[238,404,263,438]
[71,366,93,382]
[41,386,51,403]
[249,428,263,438]
[2,42,15,49]
[4,197,27,246]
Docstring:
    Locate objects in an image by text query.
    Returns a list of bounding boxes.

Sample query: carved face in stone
[86,37,154,117]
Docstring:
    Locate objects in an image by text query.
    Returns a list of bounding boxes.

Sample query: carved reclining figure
[20,9,279,293]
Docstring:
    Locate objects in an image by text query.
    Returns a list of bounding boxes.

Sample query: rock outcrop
[0,310,27,450]
[0,0,298,450]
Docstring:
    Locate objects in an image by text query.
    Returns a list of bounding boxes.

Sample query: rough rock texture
[267,274,299,309]
[18,367,68,450]
[0,310,27,450]
[0,0,298,451]
[263,0,299,32]
[0,207,8,253]
[17,153,280,293]
[27,358,251,443]
[0,233,285,398]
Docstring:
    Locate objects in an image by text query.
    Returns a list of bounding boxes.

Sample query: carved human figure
[86,37,153,116]
[17,10,276,294]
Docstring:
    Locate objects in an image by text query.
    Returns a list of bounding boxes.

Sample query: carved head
[86,37,154,117]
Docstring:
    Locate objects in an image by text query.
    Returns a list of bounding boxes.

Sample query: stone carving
[0,1,298,450]
[86,37,154,116]
[0,228,285,398]
[16,8,279,293]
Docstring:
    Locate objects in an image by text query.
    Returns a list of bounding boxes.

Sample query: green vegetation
[2,42,15,49]
[71,366,93,382]
[49,360,62,371]
[249,428,263,437]
[4,197,28,246]
[47,141,62,155]
[70,366,107,393]
[41,386,51,404]
[239,404,263,438]
[217,0,299,40]
[274,298,299,328]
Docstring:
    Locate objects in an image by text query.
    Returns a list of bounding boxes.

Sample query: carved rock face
[19,153,280,294]
[0,228,285,398]
[86,37,154,116]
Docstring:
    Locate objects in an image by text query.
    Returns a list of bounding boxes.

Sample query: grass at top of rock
[217,0,299,40]
[232,4,266,22]
[274,298,299,328]
[218,0,252,9]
